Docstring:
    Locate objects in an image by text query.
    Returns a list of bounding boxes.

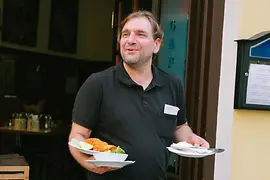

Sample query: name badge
[164,104,180,116]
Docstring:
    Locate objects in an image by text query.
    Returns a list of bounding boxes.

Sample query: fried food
[84,138,117,152]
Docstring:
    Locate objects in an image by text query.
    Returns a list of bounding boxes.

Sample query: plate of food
[68,138,127,156]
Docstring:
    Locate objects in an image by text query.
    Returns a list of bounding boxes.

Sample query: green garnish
[106,146,126,154]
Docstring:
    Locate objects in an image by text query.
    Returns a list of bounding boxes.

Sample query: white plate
[167,147,215,158]
[86,160,135,168]
[68,142,99,155]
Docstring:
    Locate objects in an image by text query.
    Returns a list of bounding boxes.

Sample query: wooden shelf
[0,126,71,136]
[0,126,51,134]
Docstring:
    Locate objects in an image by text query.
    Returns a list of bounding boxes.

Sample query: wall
[232,0,270,180]
[215,0,270,180]
[238,0,270,39]
[214,0,240,179]
[0,0,114,62]
[77,0,114,61]
[232,110,270,180]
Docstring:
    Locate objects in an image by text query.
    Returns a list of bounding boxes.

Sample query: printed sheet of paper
[246,64,270,105]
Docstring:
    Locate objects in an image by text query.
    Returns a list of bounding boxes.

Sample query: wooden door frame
[181,0,225,179]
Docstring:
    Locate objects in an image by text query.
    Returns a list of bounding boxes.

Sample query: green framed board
[235,31,270,110]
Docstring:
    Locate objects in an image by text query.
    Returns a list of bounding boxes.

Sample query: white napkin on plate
[170,141,194,149]
[170,142,212,154]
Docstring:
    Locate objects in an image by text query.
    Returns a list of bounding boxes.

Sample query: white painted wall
[214,0,241,180]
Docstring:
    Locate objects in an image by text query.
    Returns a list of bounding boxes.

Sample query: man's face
[120,17,161,66]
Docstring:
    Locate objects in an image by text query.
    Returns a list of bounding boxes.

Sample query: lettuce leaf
[106,146,126,154]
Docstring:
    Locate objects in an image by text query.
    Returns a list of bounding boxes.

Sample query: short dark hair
[117,10,164,43]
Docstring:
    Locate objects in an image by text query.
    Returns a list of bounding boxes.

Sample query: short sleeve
[176,79,187,126]
[72,73,102,129]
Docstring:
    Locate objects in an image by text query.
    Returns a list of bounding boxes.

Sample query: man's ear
[153,38,161,53]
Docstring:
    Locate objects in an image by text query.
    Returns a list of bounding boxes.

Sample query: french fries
[84,138,117,152]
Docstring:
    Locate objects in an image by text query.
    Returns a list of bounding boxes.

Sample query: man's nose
[127,32,136,44]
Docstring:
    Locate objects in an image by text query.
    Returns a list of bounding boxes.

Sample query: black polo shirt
[72,61,186,180]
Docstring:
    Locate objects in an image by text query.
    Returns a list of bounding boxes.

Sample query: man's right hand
[85,156,118,174]
[69,123,118,174]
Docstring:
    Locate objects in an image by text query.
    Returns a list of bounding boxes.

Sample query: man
[69,10,209,180]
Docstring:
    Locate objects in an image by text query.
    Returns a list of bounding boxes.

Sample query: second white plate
[167,147,215,158]
[86,160,135,168]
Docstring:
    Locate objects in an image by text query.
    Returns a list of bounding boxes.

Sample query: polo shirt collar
[115,60,164,87]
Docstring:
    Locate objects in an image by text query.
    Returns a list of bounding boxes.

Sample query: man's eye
[138,33,146,37]
[122,33,128,37]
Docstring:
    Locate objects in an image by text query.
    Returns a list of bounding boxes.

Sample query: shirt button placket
[142,90,148,109]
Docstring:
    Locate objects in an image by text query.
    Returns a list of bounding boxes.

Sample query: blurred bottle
[26,113,33,131]
[32,114,40,131]
[14,113,20,130]
[44,115,53,130]
[19,113,26,130]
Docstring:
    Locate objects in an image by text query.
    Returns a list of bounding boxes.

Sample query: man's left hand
[187,134,210,149]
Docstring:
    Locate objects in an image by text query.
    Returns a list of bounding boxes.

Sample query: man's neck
[123,61,153,90]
